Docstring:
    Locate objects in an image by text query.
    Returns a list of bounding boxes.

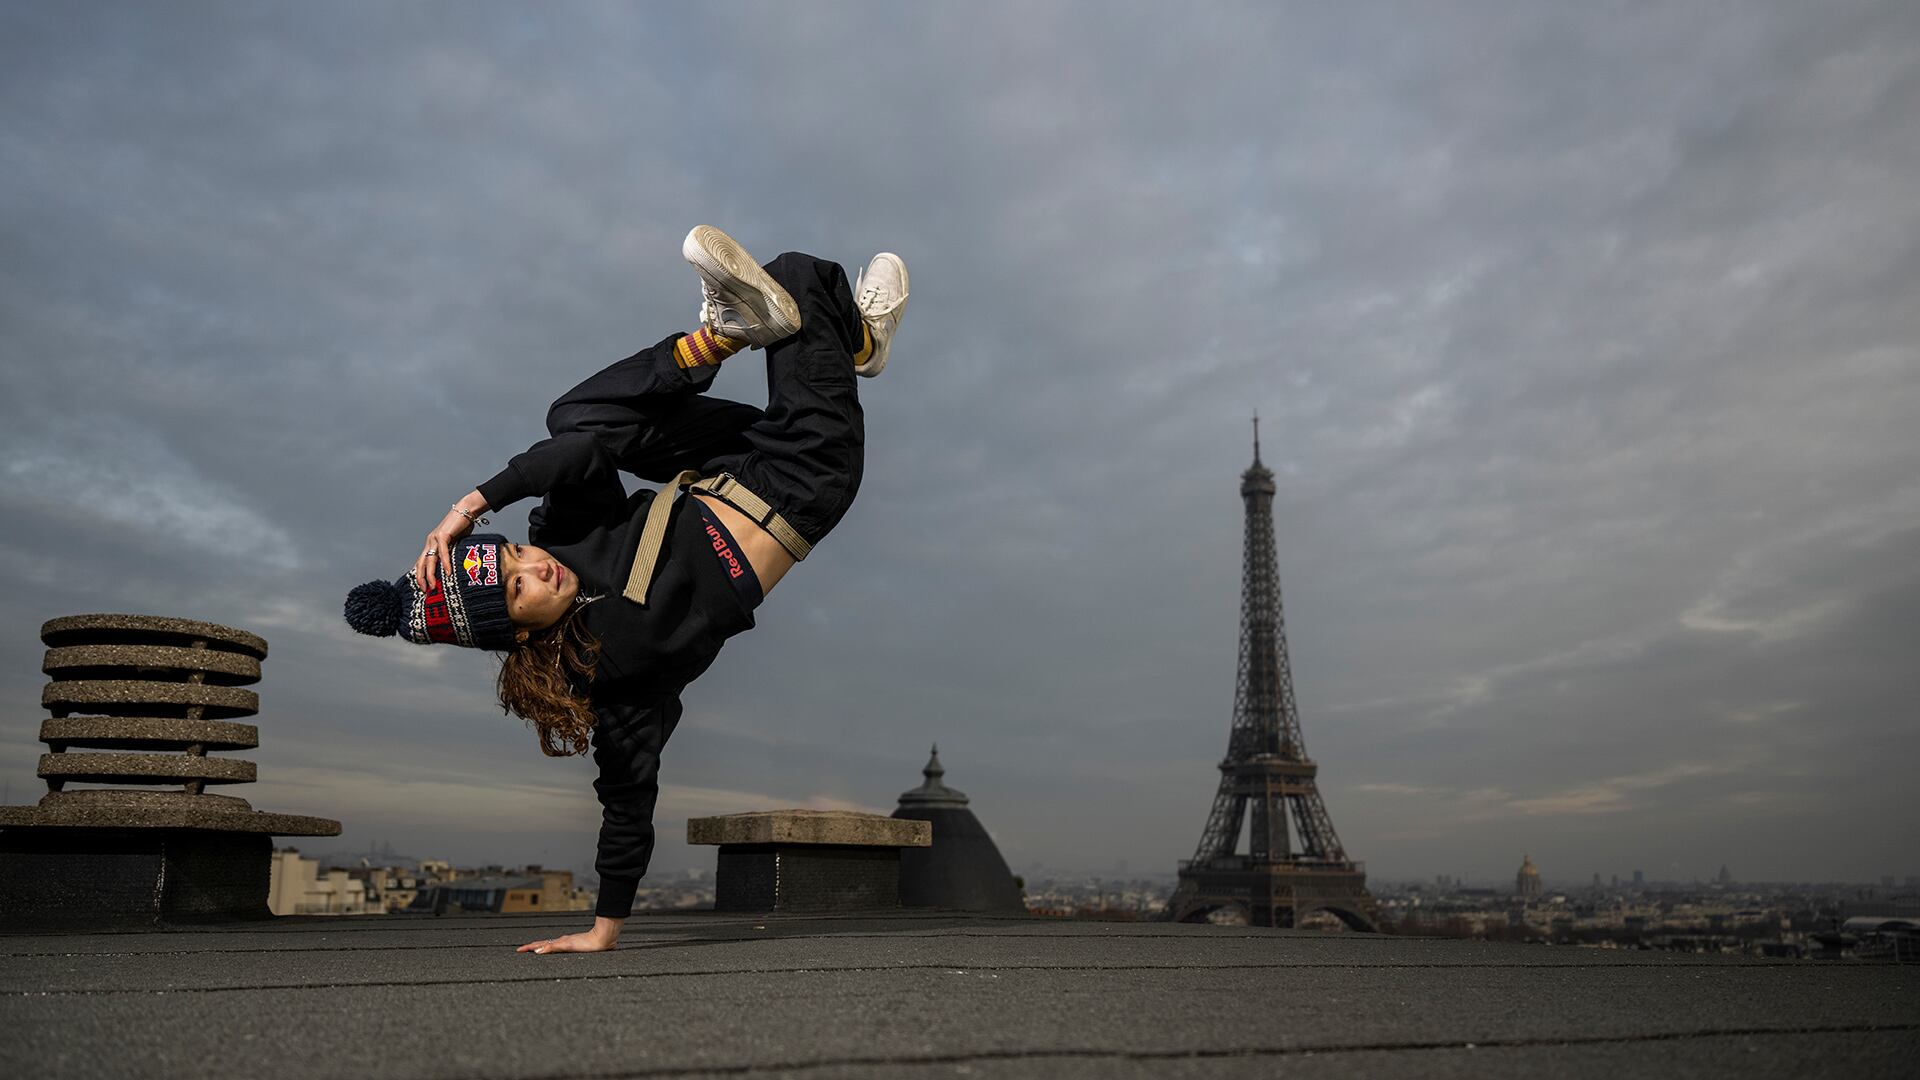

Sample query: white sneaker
[682,225,802,349]
[853,252,908,378]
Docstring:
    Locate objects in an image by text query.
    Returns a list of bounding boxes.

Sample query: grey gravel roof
[1,910,1914,1079]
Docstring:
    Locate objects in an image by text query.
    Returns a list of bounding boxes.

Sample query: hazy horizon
[281,828,1904,891]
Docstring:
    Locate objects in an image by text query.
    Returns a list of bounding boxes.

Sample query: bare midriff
[691,493,795,596]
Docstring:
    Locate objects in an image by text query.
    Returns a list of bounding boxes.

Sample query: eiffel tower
[1164,419,1378,930]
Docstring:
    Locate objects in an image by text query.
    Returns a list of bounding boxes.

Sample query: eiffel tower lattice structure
[1164,420,1379,930]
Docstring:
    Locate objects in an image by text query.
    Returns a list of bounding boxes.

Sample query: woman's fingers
[418,506,478,592]
[514,933,610,955]
[409,504,484,593]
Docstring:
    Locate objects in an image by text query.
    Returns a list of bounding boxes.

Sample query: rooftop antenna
[1252,412,1262,464]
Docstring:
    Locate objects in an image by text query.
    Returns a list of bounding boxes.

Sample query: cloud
[1359,760,1735,822]
[1,424,298,569]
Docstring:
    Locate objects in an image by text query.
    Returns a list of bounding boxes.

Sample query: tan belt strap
[623,470,702,605]
[622,470,811,605]
[691,472,814,563]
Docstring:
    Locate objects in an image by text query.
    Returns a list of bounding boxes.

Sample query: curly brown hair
[496,602,601,757]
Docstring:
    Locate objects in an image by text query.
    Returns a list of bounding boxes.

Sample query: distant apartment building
[268,848,370,916]
[435,875,548,913]
[410,865,595,914]
[344,865,428,913]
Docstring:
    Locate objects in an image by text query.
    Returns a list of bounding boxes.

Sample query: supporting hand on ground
[417,490,489,589]
[517,915,624,955]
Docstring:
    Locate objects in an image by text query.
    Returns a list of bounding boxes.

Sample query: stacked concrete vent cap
[0,614,340,923]
[891,746,1026,912]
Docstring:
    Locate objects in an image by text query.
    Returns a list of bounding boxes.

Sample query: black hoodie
[478,432,759,917]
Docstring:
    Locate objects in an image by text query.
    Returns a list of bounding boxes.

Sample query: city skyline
[291,832,1913,895]
[2,3,1916,888]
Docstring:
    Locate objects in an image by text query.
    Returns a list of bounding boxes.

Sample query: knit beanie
[343,533,517,650]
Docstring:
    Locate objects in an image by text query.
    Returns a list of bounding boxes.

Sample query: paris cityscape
[15,437,1917,968]
[239,432,1917,959]
[274,839,1917,962]
[247,431,1919,960]
[4,3,1917,1076]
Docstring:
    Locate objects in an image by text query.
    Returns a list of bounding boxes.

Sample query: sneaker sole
[682,226,802,342]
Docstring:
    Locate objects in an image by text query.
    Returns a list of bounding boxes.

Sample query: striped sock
[853,324,874,367]
[674,326,744,369]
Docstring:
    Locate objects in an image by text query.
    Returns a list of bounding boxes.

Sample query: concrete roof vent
[0,614,340,923]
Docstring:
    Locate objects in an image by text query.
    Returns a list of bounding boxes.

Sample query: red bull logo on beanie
[462,543,499,587]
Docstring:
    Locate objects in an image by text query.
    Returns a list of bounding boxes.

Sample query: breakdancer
[344,225,907,953]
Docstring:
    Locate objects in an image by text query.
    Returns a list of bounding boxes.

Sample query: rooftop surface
[2,910,1914,1079]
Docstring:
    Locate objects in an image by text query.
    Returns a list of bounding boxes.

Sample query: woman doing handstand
[343,226,908,953]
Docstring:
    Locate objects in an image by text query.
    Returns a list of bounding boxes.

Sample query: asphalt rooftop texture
[2,910,1914,1079]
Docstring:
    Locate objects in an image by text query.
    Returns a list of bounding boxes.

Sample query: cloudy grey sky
[2,2,1915,889]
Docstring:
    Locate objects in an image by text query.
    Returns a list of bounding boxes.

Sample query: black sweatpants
[543,251,867,547]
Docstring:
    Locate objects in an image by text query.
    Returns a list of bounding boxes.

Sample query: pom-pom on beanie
[343,533,517,651]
